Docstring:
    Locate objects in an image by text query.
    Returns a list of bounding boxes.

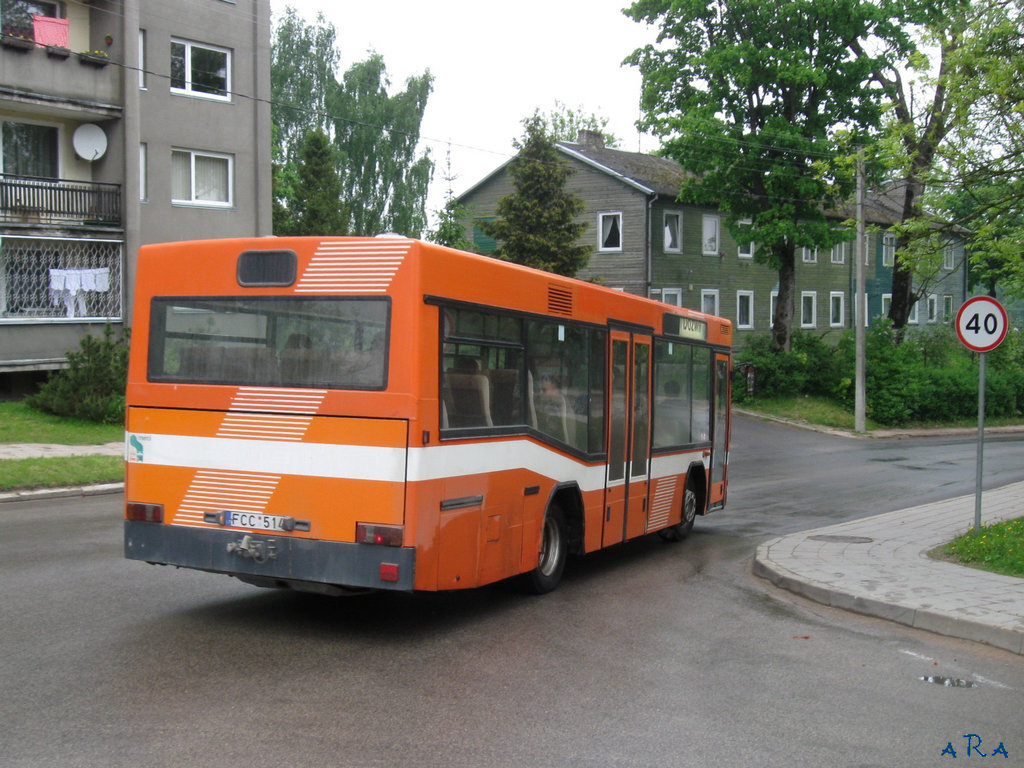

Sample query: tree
[271,8,433,238]
[428,147,473,250]
[288,129,347,236]
[626,0,908,350]
[329,54,433,237]
[482,115,591,276]
[539,101,619,148]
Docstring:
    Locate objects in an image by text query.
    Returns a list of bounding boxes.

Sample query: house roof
[554,137,691,197]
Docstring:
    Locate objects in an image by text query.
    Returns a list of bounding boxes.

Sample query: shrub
[26,324,129,424]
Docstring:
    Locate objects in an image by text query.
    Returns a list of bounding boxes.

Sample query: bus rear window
[147,296,389,389]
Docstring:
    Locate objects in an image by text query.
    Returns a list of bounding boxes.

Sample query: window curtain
[1,122,58,178]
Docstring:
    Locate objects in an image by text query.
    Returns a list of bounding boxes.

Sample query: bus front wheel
[524,505,567,594]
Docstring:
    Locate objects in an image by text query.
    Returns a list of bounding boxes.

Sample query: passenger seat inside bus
[442,357,493,428]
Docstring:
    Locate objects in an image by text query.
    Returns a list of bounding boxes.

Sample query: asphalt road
[3,415,1023,767]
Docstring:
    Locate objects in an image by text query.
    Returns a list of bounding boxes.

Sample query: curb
[0,482,124,504]
[753,542,1024,656]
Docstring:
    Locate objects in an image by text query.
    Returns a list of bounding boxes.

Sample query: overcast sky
[276,0,658,217]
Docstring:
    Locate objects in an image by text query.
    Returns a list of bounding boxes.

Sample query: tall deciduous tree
[540,101,619,148]
[482,115,591,276]
[330,54,433,237]
[626,0,910,350]
[270,8,433,238]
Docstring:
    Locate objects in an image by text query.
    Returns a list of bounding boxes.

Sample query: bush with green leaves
[27,325,129,424]
[741,319,1024,426]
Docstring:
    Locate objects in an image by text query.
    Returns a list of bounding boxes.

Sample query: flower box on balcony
[1,35,35,51]
[46,45,71,59]
[77,51,109,67]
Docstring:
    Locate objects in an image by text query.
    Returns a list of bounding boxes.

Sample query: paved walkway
[754,481,1024,655]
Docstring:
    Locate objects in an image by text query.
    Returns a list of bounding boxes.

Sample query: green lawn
[0,400,123,444]
[0,455,123,492]
[941,518,1024,579]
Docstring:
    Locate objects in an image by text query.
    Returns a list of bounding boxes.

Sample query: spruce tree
[482,115,591,277]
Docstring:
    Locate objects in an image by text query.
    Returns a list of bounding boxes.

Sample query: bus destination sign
[664,313,708,342]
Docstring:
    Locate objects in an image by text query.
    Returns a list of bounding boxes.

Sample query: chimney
[577,129,605,150]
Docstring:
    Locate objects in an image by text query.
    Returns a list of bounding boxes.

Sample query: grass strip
[941,517,1024,579]
[0,400,122,445]
[0,455,123,492]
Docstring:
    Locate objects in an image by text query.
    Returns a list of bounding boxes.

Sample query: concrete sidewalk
[0,442,124,503]
[754,481,1024,655]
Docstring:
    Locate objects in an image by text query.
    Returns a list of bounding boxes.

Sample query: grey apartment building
[0,0,271,381]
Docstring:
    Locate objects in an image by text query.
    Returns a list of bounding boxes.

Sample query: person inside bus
[535,373,570,444]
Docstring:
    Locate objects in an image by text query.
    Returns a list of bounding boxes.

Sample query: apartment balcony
[0,174,121,228]
[1,14,121,115]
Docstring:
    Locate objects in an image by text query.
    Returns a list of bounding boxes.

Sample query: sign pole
[955,296,1007,538]
[974,351,986,536]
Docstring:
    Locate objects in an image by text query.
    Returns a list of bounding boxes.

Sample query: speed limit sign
[956,296,1008,353]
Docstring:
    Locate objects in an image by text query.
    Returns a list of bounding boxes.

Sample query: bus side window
[443,371,493,428]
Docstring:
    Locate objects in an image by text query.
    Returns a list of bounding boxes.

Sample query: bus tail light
[127,502,164,523]
[356,523,403,547]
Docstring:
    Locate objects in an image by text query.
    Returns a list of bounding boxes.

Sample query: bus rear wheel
[523,504,567,594]
[659,480,698,542]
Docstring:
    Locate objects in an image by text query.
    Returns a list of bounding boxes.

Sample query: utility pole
[855,151,866,433]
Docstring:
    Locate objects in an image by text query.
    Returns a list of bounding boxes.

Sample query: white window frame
[702,214,719,256]
[830,241,846,264]
[170,38,232,102]
[701,288,719,316]
[663,211,681,253]
[943,295,954,322]
[943,244,955,270]
[171,148,233,208]
[927,294,938,323]
[139,142,147,202]
[139,29,147,89]
[660,287,682,307]
[801,246,818,264]
[598,212,622,252]
[908,299,919,325]
[882,233,896,267]
[881,293,892,320]
[736,219,754,259]
[736,290,754,330]
[830,291,845,328]
[769,289,779,326]
[800,291,817,329]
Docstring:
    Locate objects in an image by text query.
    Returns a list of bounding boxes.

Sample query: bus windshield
[147,296,389,389]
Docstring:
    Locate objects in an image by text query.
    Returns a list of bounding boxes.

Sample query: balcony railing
[0,174,121,227]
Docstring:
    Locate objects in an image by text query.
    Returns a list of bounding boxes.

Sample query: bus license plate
[225,511,288,532]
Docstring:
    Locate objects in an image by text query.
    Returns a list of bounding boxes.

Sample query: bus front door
[604,330,652,546]
[708,352,730,510]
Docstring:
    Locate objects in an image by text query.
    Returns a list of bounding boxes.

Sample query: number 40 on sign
[956,296,1008,353]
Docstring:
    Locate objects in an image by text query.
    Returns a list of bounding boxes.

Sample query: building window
[663,211,681,252]
[599,212,622,251]
[701,288,719,316]
[800,291,816,328]
[944,244,955,270]
[736,290,753,330]
[139,29,147,89]
[802,246,818,264]
[882,233,896,267]
[881,293,892,319]
[1,121,58,178]
[171,149,232,207]
[702,214,719,255]
[170,39,231,101]
[660,287,682,306]
[830,291,844,328]
[943,295,954,322]
[735,219,754,259]
[927,294,938,323]
[908,299,919,324]
[831,241,846,264]
[139,143,147,202]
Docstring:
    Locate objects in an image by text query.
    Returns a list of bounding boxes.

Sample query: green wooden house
[457,130,968,344]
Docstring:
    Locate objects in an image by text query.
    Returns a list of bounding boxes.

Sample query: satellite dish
[73,124,108,161]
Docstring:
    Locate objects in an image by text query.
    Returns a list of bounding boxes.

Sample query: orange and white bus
[124,237,732,594]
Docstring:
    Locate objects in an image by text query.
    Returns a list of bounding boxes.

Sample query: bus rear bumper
[124,521,416,592]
